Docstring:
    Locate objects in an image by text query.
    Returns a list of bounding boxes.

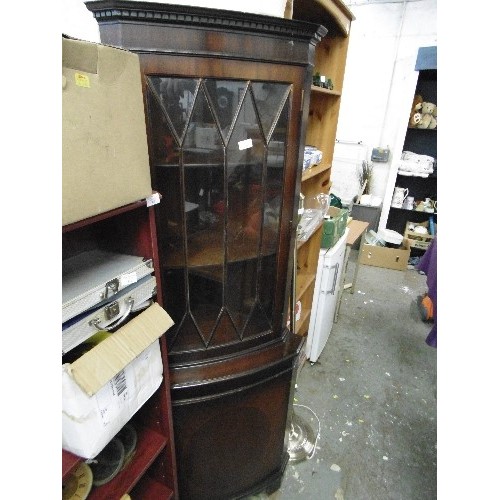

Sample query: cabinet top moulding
[86,0,327,63]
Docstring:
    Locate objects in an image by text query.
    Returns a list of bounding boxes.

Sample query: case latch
[104,278,120,298]
[104,301,120,321]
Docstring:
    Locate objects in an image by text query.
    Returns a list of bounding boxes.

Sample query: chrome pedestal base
[287,410,317,463]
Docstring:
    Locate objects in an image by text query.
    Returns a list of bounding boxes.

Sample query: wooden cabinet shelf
[62,423,172,499]
[88,425,167,499]
[162,228,278,268]
[301,162,332,182]
[296,272,316,301]
[311,85,341,96]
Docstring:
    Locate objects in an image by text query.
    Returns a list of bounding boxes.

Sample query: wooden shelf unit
[62,199,179,499]
[292,0,355,337]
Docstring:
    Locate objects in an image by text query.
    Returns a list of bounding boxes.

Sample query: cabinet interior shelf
[155,161,285,169]
[163,228,278,268]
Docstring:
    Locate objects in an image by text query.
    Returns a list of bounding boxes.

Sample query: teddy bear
[408,94,437,129]
[408,94,423,127]
[418,101,437,129]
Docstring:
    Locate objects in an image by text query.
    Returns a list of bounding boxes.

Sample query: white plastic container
[379,229,404,248]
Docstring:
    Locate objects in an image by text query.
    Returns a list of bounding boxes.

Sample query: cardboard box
[404,220,437,250]
[62,303,174,459]
[359,238,411,271]
[62,36,153,225]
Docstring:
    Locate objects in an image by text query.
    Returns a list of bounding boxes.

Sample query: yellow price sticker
[74,72,90,88]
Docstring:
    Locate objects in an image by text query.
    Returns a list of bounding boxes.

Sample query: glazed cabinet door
[140,56,306,364]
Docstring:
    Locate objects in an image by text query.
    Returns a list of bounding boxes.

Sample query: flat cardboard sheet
[68,303,173,396]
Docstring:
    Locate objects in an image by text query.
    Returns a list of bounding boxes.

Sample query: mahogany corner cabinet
[86,2,325,498]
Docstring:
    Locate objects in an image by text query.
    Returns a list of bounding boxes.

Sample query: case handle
[89,297,134,332]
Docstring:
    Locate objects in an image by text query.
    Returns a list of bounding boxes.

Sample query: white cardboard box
[62,303,174,459]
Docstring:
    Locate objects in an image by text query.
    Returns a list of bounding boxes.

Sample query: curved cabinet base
[170,335,302,499]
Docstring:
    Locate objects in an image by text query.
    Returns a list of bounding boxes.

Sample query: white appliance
[306,229,348,363]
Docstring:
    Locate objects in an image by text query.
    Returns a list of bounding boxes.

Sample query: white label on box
[146,192,161,207]
[238,138,253,150]
[120,272,138,288]
[95,368,135,427]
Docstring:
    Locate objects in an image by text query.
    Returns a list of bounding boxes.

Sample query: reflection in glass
[205,80,248,141]
[149,77,198,143]
[252,82,290,142]
[184,89,225,341]
[225,89,263,333]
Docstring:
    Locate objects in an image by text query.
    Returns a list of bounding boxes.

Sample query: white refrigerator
[305,229,348,363]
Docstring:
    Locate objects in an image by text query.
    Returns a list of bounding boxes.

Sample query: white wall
[331,0,437,220]
[62,0,101,42]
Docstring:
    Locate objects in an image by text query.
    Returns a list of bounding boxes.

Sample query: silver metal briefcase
[62,249,154,323]
[62,274,157,355]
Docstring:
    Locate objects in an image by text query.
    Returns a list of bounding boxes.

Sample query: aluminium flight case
[62,274,157,355]
[62,249,154,324]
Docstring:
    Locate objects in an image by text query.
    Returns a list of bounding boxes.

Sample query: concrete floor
[249,249,437,500]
